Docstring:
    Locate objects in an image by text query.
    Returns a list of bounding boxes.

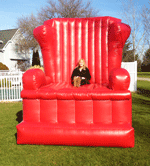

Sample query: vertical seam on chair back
[101,18,109,85]
[95,18,102,85]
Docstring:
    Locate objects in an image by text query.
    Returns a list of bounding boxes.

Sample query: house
[0,29,30,71]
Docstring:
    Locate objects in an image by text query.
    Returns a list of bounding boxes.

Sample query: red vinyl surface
[16,16,134,147]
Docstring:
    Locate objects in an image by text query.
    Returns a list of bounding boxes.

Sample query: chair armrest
[109,68,130,90]
[23,69,49,90]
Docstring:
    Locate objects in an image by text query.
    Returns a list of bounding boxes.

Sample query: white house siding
[0,29,30,70]
[0,52,4,64]
[2,41,17,70]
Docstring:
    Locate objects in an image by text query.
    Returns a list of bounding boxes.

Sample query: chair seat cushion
[21,83,131,100]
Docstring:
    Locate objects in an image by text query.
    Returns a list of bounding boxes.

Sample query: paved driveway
[137,77,150,82]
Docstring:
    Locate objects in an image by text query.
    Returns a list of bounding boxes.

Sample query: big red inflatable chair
[16,17,134,147]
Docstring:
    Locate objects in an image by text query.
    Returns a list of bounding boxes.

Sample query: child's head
[77,59,87,69]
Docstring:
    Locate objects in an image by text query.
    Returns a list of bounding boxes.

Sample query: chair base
[16,122,134,148]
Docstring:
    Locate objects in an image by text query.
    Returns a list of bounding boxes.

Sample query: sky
[0,0,149,30]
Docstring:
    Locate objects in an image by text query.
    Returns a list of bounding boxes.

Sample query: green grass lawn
[137,72,150,78]
[0,81,150,166]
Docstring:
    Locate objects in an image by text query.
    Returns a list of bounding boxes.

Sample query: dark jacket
[71,67,91,85]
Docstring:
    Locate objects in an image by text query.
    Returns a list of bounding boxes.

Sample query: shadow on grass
[137,87,150,98]
[132,119,150,144]
[16,110,23,123]
[15,110,23,142]
[132,100,150,144]
[132,96,150,114]
[132,83,150,144]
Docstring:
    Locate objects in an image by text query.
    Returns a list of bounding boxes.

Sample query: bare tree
[17,13,39,50]
[142,1,150,49]
[17,0,98,52]
[38,0,98,23]
[121,0,145,61]
[122,40,134,62]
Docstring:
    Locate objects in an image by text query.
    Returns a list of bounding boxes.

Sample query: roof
[0,29,18,49]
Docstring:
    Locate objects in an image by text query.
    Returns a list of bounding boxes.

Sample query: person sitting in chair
[71,59,91,87]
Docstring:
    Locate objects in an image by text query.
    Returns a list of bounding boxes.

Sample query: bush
[0,62,9,70]
[27,65,44,72]
[141,63,150,72]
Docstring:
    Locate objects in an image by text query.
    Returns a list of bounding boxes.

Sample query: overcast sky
[0,0,149,30]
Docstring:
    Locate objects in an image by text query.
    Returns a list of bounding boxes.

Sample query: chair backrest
[34,16,131,85]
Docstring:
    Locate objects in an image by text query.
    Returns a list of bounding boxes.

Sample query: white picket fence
[121,61,137,92]
[0,62,137,102]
